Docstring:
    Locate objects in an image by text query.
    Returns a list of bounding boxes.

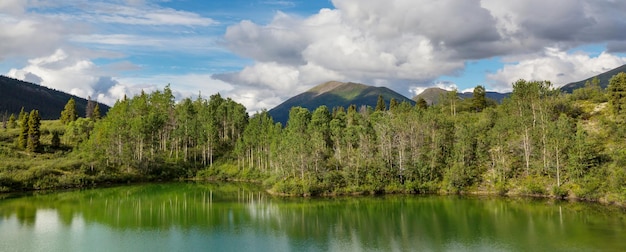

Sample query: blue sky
[2,0,626,111]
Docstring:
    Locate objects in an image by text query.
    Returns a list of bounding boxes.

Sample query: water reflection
[1,183,626,251]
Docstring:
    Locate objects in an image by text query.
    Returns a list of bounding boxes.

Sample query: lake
[1,182,625,251]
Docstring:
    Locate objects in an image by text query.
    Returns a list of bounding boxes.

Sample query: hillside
[269,81,415,125]
[413,87,509,105]
[0,76,109,120]
[560,64,626,93]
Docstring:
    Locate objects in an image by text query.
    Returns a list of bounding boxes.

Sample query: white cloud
[487,48,626,92]
[5,48,237,106]
[6,49,117,99]
[0,15,73,60]
[1,0,229,106]
[216,0,626,109]
[410,81,459,97]
[90,4,217,26]
[117,73,234,99]
[4,0,626,113]
[0,0,26,15]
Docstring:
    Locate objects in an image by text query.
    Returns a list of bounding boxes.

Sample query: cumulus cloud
[2,0,224,106]
[0,14,74,60]
[7,49,113,100]
[4,0,626,113]
[410,81,459,98]
[6,48,236,106]
[487,48,626,92]
[215,0,626,110]
[0,0,26,15]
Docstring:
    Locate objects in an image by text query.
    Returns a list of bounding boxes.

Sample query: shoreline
[1,175,624,209]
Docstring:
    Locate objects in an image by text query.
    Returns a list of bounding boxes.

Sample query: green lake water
[1,182,625,251]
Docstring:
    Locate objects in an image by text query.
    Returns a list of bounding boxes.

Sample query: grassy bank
[193,162,626,206]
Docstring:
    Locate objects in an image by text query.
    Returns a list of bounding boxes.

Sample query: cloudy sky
[2,0,626,111]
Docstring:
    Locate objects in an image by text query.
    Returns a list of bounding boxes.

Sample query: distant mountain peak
[0,75,109,119]
[560,64,626,93]
[268,81,414,125]
[308,81,348,95]
[413,87,509,105]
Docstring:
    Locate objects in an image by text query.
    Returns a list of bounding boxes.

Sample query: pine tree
[18,110,29,149]
[60,98,79,124]
[471,85,487,112]
[8,113,17,129]
[375,95,386,111]
[608,72,626,118]
[389,98,399,111]
[27,110,41,152]
[51,131,61,148]
[92,103,101,120]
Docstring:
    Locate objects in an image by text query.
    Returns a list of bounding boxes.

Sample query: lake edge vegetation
[2,75,626,205]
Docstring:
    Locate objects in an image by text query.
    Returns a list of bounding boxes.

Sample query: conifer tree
[471,85,487,112]
[51,131,61,148]
[60,98,79,124]
[608,72,626,118]
[92,103,101,120]
[375,95,386,111]
[8,113,17,129]
[389,98,399,111]
[18,110,29,149]
[27,110,41,152]
[18,107,26,122]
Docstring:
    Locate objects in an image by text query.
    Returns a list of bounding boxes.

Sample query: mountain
[560,64,626,93]
[0,75,109,120]
[413,87,509,105]
[412,87,448,105]
[459,90,509,103]
[268,81,416,125]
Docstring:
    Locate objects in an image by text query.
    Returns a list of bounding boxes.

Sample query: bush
[520,176,547,195]
[495,180,509,195]
[551,185,568,199]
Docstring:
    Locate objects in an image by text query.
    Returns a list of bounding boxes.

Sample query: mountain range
[559,64,626,93]
[412,87,509,105]
[2,63,625,124]
[0,75,109,120]
[268,81,415,125]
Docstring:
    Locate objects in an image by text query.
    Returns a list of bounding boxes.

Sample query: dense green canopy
[2,77,626,203]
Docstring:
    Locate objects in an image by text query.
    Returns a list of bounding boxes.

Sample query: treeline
[3,74,626,203]
[69,74,626,202]
[82,87,247,178]
[231,79,608,197]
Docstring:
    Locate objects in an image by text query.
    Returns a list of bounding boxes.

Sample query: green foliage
[51,131,61,148]
[375,95,386,111]
[416,97,428,109]
[27,110,41,152]
[5,75,626,204]
[17,109,28,149]
[92,103,101,120]
[64,118,94,148]
[389,98,399,111]
[608,72,626,119]
[8,113,17,129]
[60,98,78,124]
[471,85,487,112]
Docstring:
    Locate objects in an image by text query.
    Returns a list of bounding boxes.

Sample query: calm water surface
[1,182,625,252]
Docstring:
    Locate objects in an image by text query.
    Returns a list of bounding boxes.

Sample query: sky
[2,0,626,112]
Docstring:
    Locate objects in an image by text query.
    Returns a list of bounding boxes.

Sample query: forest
[2,73,626,204]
